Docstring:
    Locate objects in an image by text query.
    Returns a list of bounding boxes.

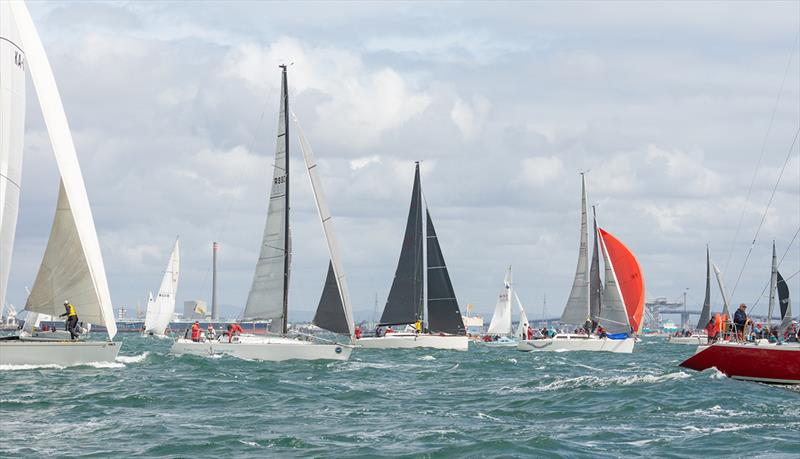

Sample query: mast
[589,205,602,322]
[767,241,777,331]
[280,64,290,335]
[211,241,218,320]
[561,173,590,325]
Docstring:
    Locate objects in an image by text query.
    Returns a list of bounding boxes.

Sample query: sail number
[273,175,286,185]
[14,51,24,70]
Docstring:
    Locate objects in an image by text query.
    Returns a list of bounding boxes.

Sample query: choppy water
[1,335,798,458]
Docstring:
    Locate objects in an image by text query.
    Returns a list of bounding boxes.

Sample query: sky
[5,1,800,324]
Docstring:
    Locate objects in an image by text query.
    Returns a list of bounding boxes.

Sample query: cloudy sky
[7,1,800,324]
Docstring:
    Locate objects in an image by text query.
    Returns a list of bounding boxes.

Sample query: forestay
[561,174,590,325]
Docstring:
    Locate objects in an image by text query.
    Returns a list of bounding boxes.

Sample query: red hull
[680,342,800,384]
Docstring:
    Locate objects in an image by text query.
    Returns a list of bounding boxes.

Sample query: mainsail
[712,262,731,318]
[0,2,26,313]
[695,246,712,330]
[777,270,792,335]
[598,228,644,333]
[294,113,355,338]
[380,163,424,326]
[487,266,513,335]
[12,2,116,337]
[425,208,466,335]
[596,228,631,335]
[144,239,180,335]
[561,173,590,325]
[244,65,290,332]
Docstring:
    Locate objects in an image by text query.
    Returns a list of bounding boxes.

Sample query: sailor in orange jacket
[229,323,244,343]
[190,321,201,342]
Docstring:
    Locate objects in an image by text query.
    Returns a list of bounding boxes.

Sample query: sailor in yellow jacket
[59,301,80,340]
[414,319,422,335]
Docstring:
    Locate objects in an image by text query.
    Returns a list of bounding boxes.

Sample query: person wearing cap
[190,321,201,342]
[206,324,216,341]
[58,301,79,340]
[733,303,748,341]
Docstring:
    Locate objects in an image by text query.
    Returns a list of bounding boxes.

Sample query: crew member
[704,318,717,344]
[190,321,201,342]
[59,301,80,340]
[414,319,422,335]
[733,303,748,341]
[229,323,244,343]
[596,325,607,339]
[206,324,216,341]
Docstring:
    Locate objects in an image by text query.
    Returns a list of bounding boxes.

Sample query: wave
[84,361,125,369]
[419,355,436,361]
[116,352,149,364]
[0,363,65,371]
[537,371,691,391]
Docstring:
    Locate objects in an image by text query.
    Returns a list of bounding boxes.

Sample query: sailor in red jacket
[190,321,201,342]
[229,323,244,343]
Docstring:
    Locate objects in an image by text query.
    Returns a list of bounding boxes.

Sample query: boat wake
[0,363,65,371]
[537,371,691,391]
[116,352,149,364]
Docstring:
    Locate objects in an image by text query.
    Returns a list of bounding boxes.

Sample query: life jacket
[191,324,200,339]
[66,304,77,317]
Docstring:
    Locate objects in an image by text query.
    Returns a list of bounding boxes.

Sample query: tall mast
[280,64,290,335]
[212,241,218,320]
[767,241,777,331]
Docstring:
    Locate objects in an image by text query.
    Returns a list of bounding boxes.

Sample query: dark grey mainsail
[695,246,712,330]
[425,209,466,335]
[777,270,792,335]
[589,207,602,322]
[312,262,349,334]
[379,163,424,326]
[244,64,290,334]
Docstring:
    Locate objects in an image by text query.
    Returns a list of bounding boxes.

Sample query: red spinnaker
[598,228,645,333]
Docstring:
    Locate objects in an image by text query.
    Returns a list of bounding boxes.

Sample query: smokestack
[212,242,219,320]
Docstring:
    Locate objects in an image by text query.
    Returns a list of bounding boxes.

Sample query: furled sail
[589,207,602,322]
[596,228,632,335]
[380,163,424,326]
[598,228,644,333]
[487,266,513,335]
[293,112,354,338]
[425,209,466,335]
[561,173,590,325]
[0,2,26,313]
[777,270,792,335]
[144,239,180,336]
[514,292,530,340]
[767,242,777,329]
[12,2,116,338]
[695,246,712,330]
[244,65,290,332]
[712,262,731,318]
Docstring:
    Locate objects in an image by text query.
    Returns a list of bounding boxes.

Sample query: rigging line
[722,31,799,277]
[729,127,800,300]
[749,225,800,311]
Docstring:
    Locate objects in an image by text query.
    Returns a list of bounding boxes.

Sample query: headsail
[244,65,290,332]
[712,262,731,318]
[12,2,116,338]
[589,206,602,322]
[514,291,530,340]
[487,266,513,335]
[598,228,644,333]
[777,270,792,335]
[425,208,466,335]
[293,111,354,338]
[695,245,712,330]
[144,238,180,336]
[561,173,590,325]
[0,1,26,313]
[380,163,424,326]
[596,228,631,335]
[767,242,777,330]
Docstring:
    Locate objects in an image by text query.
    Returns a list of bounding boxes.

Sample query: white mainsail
[293,112,355,338]
[487,266,513,335]
[514,291,530,339]
[712,262,731,318]
[11,1,116,338]
[596,230,630,335]
[0,1,26,313]
[144,239,180,336]
[561,173,590,325]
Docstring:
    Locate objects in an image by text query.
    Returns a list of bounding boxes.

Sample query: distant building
[183,300,208,320]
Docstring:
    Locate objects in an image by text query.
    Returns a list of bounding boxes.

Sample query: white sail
[712,262,731,318]
[514,291,530,340]
[292,112,355,338]
[144,239,180,336]
[0,2,26,313]
[10,2,116,338]
[487,266,513,335]
[144,291,155,325]
[561,173,590,325]
[596,230,630,335]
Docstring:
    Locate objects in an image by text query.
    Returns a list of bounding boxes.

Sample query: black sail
[312,261,349,334]
[425,209,466,335]
[695,246,712,330]
[777,270,792,333]
[589,209,602,322]
[379,163,424,326]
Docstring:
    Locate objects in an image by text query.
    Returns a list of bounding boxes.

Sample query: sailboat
[143,238,180,337]
[0,1,120,365]
[358,162,468,351]
[480,266,529,347]
[517,173,643,353]
[170,65,355,361]
[681,242,800,384]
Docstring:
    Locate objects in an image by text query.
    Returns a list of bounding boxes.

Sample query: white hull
[477,337,518,347]
[0,339,120,365]
[517,334,635,353]
[667,335,706,345]
[357,333,468,351]
[170,336,352,361]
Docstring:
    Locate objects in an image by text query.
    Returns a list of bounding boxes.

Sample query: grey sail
[597,231,630,335]
[244,66,290,333]
[777,270,792,335]
[767,242,777,329]
[312,262,349,334]
[379,162,424,326]
[589,208,602,322]
[561,173,590,325]
[425,208,466,335]
[695,246,712,330]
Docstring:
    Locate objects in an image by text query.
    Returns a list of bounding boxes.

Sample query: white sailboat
[481,266,522,347]
[518,174,643,354]
[358,162,468,351]
[0,0,120,365]
[143,238,180,337]
[170,65,355,361]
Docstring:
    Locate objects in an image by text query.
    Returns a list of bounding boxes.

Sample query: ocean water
[1,335,798,458]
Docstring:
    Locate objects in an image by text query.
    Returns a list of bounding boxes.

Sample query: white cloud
[349,155,381,170]
[451,95,490,140]
[521,156,564,186]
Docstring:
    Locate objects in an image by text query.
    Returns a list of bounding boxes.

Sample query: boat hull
[667,335,707,345]
[0,340,121,366]
[170,336,352,361]
[477,337,518,347]
[679,341,800,384]
[357,333,468,351]
[517,335,635,353]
